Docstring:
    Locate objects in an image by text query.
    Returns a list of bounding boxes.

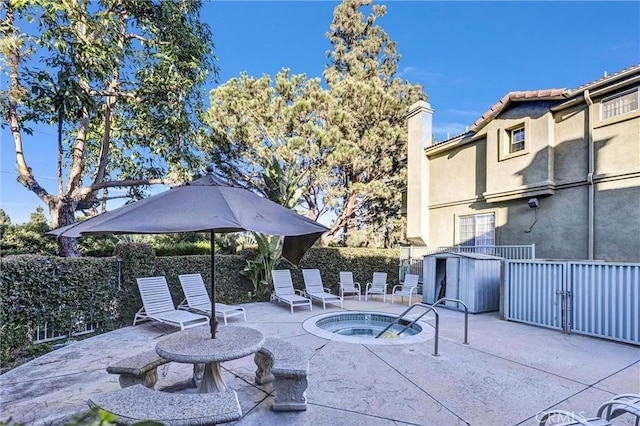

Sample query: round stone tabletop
[156,325,265,364]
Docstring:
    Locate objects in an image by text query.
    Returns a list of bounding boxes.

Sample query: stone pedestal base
[272,375,308,411]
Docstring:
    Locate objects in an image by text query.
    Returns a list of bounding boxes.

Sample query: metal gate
[504,260,639,345]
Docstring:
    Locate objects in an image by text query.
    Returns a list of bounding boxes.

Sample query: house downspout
[584,90,595,260]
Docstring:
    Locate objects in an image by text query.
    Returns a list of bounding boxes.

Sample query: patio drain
[302,312,434,345]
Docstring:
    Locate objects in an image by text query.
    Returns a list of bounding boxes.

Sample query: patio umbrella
[47,168,329,338]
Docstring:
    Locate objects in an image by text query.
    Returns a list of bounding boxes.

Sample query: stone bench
[254,337,309,411]
[106,350,170,389]
[88,384,242,425]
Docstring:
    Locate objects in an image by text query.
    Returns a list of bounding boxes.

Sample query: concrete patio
[1,299,638,425]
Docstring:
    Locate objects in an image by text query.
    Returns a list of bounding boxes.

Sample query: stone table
[156,325,264,393]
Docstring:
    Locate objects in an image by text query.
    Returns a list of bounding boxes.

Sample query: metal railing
[431,298,469,345]
[400,244,536,261]
[375,303,440,356]
[399,244,535,283]
[33,319,99,344]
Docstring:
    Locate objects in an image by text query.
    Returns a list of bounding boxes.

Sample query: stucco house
[405,64,640,262]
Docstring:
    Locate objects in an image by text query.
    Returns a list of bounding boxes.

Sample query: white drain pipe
[583,89,595,260]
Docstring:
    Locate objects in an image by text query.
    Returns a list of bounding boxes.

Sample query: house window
[499,121,529,161]
[459,213,495,247]
[510,127,525,153]
[601,87,639,120]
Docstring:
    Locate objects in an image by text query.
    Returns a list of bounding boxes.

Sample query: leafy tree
[322,0,426,244]
[1,207,56,255]
[1,0,216,257]
[204,0,425,246]
[205,69,334,222]
[0,209,17,254]
[0,209,11,243]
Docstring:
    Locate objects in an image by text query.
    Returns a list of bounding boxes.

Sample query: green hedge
[113,243,157,328]
[297,247,400,294]
[0,255,120,367]
[0,244,399,368]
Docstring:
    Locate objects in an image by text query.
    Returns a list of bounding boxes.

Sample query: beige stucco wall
[593,114,640,176]
[594,178,640,262]
[428,141,486,206]
[406,74,640,261]
[553,105,589,185]
[483,103,555,199]
[427,186,592,260]
[511,186,590,260]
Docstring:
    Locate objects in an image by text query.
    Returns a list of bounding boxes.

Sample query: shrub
[0,244,400,369]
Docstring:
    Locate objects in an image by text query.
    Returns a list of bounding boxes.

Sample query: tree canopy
[1,0,216,256]
[204,69,335,221]
[2,0,427,254]
[204,0,426,246]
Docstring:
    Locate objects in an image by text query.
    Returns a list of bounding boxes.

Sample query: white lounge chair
[391,273,419,305]
[134,276,209,330]
[537,410,609,426]
[339,271,361,300]
[302,269,343,310]
[596,393,640,425]
[539,393,640,426]
[271,270,312,314]
[177,273,247,325]
[365,272,388,302]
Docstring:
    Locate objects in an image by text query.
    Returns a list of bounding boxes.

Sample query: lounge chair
[302,269,343,309]
[133,276,209,330]
[537,410,609,426]
[177,273,247,325]
[538,393,640,426]
[271,270,313,313]
[365,272,388,302]
[339,271,361,300]
[596,393,640,425]
[391,273,419,305]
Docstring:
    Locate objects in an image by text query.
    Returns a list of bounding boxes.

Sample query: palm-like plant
[242,156,307,299]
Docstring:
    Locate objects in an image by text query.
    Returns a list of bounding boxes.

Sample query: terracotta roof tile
[469,89,567,132]
[433,64,640,145]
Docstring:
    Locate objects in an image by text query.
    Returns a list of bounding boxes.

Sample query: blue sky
[2,1,639,224]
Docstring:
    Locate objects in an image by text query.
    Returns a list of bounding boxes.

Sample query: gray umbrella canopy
[48,170,329,338]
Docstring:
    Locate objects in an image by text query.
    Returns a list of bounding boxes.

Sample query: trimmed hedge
[298,247,400,294]
[0,244,400,368]
[0,255,120,367]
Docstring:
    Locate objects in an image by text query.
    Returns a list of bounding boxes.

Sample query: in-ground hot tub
[302,312,433,345]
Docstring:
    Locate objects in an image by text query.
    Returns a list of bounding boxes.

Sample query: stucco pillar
[406,100,433,246]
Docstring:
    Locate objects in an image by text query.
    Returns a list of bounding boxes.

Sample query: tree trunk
[51,199,80,257]
[322,193,361,245]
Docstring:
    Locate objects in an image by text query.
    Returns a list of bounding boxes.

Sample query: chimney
[406,101,433,246]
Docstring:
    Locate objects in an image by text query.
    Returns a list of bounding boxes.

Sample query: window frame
[458,212,496,248]
[509,126,526,154]
[498,119,530,161]
[601,87,639,121]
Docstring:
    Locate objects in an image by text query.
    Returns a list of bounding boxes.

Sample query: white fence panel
[33,319,99,344]
[399,259,425,284]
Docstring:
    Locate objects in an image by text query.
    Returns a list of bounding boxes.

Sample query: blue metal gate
[504,260,639,345]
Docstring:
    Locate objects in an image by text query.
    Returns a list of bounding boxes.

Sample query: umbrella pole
[210,230,218,339]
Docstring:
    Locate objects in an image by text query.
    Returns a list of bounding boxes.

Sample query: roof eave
[552,65,640,112]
